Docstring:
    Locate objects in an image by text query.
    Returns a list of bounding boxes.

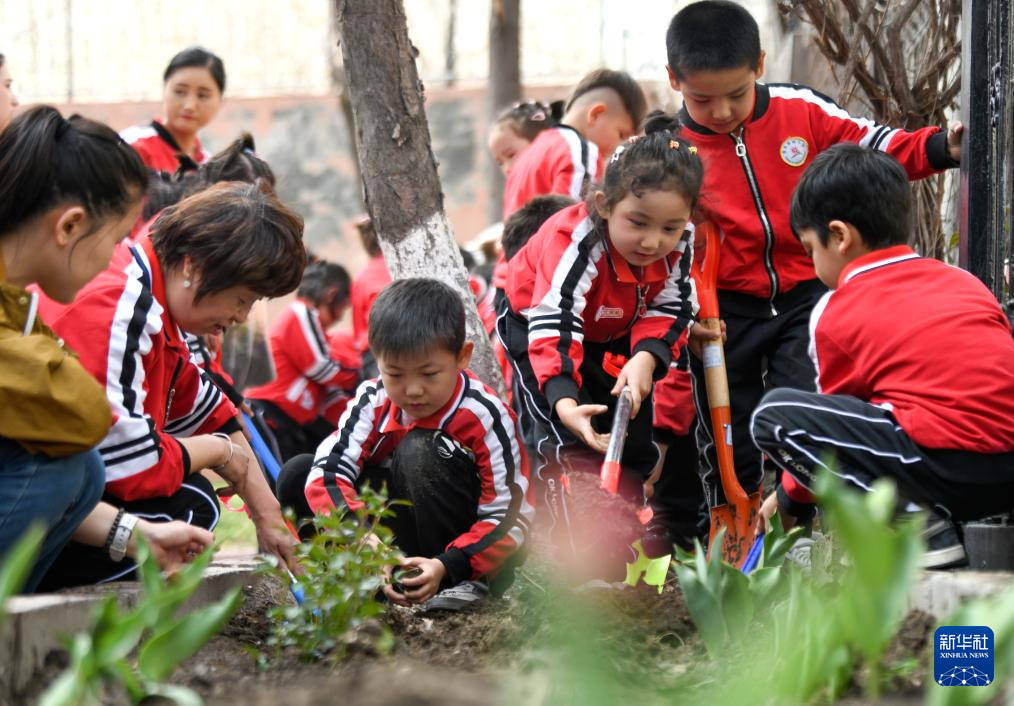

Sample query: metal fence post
[960,0,1013,318]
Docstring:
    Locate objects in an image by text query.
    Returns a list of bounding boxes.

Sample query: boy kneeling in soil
[277,278,535,611]
[752,144,1014,568]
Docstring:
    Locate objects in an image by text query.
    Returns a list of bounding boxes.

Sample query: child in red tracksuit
[277,279,534,611]
[502,69,647,219]
[349,216,391,379]
[500,114,701,506]
[487,100,553,178]
[492,69,649,297]
[665,1,963,510]
[246,261,360,461]
[752,144,1014,569]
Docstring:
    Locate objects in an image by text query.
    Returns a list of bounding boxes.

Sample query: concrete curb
[910,569,1014,619]
[0,555,263,703]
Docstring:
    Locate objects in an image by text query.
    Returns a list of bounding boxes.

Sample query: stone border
[0,556,262,702]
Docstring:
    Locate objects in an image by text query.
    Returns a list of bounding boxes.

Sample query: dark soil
[16,476,940,706]
[560,471,645,583]
[173,559,699,706]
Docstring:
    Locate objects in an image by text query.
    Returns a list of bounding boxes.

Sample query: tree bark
[335,0,506,398]
[328,1,365,213]
[782,0,962,260]
[488,0,522,223]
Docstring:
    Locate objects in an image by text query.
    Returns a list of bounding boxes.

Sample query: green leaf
[138,587,243,681]
[92,598,148,664]
[674,558,726,656]
[0,523,45,620]
[138,682,204,706]
[139,544,218,627]
[38,633,94,706]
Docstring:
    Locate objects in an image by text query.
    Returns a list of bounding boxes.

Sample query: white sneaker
[785,536,814,571]
[921,518,967,570]
[423,580,489,612]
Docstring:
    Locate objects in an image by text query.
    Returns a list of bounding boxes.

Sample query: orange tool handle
[692,223,750,509]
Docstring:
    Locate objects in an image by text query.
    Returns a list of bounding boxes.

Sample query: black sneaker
[423,580,489,612]
[641,524,675,559]
[922,517,967,570]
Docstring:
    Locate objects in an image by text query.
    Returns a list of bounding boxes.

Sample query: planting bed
[15,475,938,705]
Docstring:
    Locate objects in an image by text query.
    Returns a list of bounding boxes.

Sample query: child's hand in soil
[687,319,726,360]
[555,398,609,454]
[611,351,656,418]
[384,556,446,606]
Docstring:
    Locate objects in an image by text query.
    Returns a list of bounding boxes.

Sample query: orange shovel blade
[708,491,762,568]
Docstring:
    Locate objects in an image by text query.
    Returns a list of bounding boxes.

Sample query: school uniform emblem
[595,306,625,321]
[780,137,809,166]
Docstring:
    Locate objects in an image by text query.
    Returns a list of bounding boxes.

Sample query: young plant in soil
[264,484,403,663]
[673,514,806,657]
[38,537,243,706]
[675,471,926,705]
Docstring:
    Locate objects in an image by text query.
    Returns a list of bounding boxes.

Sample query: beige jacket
[0,254,112,457]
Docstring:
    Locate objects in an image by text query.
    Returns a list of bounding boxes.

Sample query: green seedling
[656,469,927,705]
[39,536,241,706]
[0,523,45,629]
[265,483,404,663]
[673,512,805,657]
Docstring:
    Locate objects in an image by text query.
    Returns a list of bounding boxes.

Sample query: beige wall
[3,0,791,104]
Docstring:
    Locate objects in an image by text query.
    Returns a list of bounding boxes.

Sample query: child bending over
[278,279,534,611]
[500,113,700,516]
[666,1,962,511]
[751,144,1014,569]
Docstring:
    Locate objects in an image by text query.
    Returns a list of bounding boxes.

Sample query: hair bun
[643,110,682,135]
[549,100,566,123]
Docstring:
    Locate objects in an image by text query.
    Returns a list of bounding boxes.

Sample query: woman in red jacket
[41,181,306,587]
[120,47,225,175]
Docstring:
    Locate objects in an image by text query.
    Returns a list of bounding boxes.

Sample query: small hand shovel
[600,386,633,494]
[692,222,762,569]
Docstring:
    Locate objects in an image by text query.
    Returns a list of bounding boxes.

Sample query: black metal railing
[960,0,1013,321]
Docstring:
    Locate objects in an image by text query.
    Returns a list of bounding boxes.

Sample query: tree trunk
[488,0,521,223]
[328,0,365,212]
[335,0,506,398]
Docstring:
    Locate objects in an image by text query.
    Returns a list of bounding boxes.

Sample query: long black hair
[589,111,704,225]
[0,105,148,238]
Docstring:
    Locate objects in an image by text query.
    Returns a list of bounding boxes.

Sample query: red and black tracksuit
[498,202,695,491]
[320,331,363,426]
[278,371,534,590]
[494,125,604,412]
[679,82,960,506]
[751,246,1014,521]
[246,300,361,461]
[350,254,392,378]
[40,236,233,586]
[120,119,209,174]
